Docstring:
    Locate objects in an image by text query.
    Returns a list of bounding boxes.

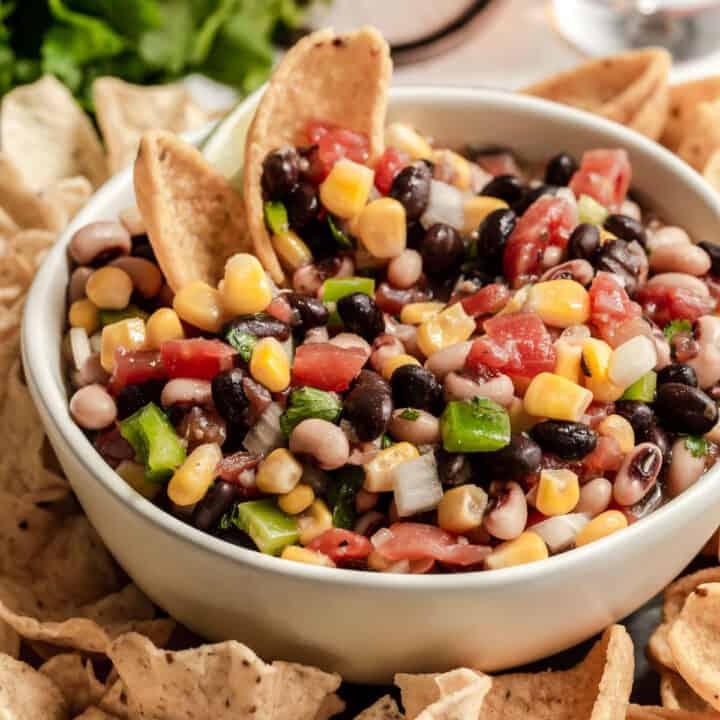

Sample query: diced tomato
[466,311,556,379]
[503,196,577,286]
[476,152,519,177]
[375,283,431,315]
[372,523,491,566]
[461,283,511,317]
[306,120,369,179]
[569,149,631,209]
[292,342,367,391]
[374,147,409,195]
[216,451,261,497]
[160,339,236,381]
[309,528,372,563]
[583,435,624,474]
[636,284,716,326]
[588,272,642,344]
[109,350,166,394]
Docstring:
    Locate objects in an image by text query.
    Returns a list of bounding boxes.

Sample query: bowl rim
[22,84,720,591]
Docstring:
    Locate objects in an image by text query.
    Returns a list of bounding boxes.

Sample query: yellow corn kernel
[496,285,530,317]
[382,353,421,381]
[526,280,590,328]
[356,198,407,258]
[508,396,541,433]
[417,302,475,357]
[536,468,580,516]
[554,340,583,385]
[319,159,374,219]
[298,499,333,545]
[249,337,290,392]
[582,338,612,380]
[68,298,99,335]
[385,122,433,160]
[462,196,508,235]
[523,372,593,422]
[167,443,223,507]
[278,483,315,515]
[367,550,392,571]
[400,301,446,325]
[100,317,146,372]
[85,266,134,310]
[115,460,161,500]
[598,414,635,453]
[433,149,472,190]
[599,228,617,245]
[364,442,420,492]
[585,377,625,402]
[281,545,335,567]
[272,230,313,271]
[222,253,273,316]
[437,484,488,534]
[485,531,549,570]
[256,448,302,494]
[146,308,184,349]
[575,510,628,547]
[173,280,224,333]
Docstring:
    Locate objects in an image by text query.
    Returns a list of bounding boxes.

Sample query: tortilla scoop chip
[40,654,106,716]
[418,672,492,720]
[664,569,720,622]
[676,100,720,172]
[270,660,342,720]
[355,696,405,719]
[648,623,676,672]
[244,26,392,284]
[627,705,720,720]
[0,653,68,719]
[134,129,250,291]
[661,76,720,152]
[73,710,122,720]
[660,670,713,712]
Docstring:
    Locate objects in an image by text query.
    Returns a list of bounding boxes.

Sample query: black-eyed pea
[387,249,423,289]
[69,221,131,265]
[290,419,350,470]
[68,266,94,303]
[667,437,707,497]
[389,409,440,445]
[483,481,527,541]
[575,477,612,516]
[443,371,514,407]
[688,316,720,389]
[613,442,663,506]
[110,256,163,298]
[69,384,117,430]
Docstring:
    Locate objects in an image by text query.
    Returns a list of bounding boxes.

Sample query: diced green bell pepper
[327,466,364,529]
[577,194,609,225]
[328,215,353,249]
[620,371,657,402]
[322,276,376,325]
[280,386,342,435]
[99,305,149,326]
[264,201,289,235]
[225,328,256,363]
[234,499,299,555]
[440,398,511,453]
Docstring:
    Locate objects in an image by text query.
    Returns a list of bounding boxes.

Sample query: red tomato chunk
[461,283,511,317]
[637,284,716,326]
[309,528,372,563]
[306,120,370,179]
[588,272,642,344]
[292,343,367,391]
[109,350,166,394]
[160,339,236,380]
[569,148,631,209]
[374,147,409,194]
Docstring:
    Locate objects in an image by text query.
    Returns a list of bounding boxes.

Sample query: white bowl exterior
[23,87,720,683]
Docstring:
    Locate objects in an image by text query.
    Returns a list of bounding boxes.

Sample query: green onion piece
[327,466,364,529]
[232,499,299,555]
[684,436,709,458]
[99,305,149,326]
[664,319,693,343]
[381,434,393,449]
[399,409,420,421]
[322,276,376,325]
[440,398,511,453]
[225,328,256,363]
[620,371,657,402]
[577,194,609,225]
[328,215,353,249]
[119,403,186,483]
[264,201,289,235]
[280,386,342,435]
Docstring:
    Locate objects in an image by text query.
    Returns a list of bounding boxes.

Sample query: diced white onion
[555,186,577,209]
[607,335,657,388]
[386,559,411,574]
[89,332,103,353]
[243,402,284,455]
[532,513,590,554]
[420,180,464,231]
[371,527,394,550]
[392,452,443,518]
[69,327,91,371]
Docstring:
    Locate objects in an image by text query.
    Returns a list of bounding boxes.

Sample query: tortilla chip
[627,705,720,720]
[271,660,342,720]
[396,673,444,719]
[40,654,105,716]
[648,623,676,672]
[1,75,107,191]
[41,176,94,225]
[354,696,404,719]
[11,229,57,271]
[133,129,249,291]
[676,100,720,172]
[664,569,720,622]
[0,205,19,238]
[0,653,68,719]
[96,680,130,719]
[94,77,211,174]
[73,710,122,720]
[626,81,670,142]
[661,76,720,152]
[244,26,391,284]
[418,672,492,720]
[702,150,720,193]
[315,693,346,720]
[660,670,712,712]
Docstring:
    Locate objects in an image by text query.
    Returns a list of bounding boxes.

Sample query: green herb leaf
[264,200,289,235]
[399,409,420,421]
[225,328,256,363]
[684,435,709,458]
[280,386,342,436]
[381,434,393,449]
[327,466,364,530]
[328,214,353,249]
[664,319,693,343]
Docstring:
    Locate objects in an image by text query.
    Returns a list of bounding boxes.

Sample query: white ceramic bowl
[22,87,720,684]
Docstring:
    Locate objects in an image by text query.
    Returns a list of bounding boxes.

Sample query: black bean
[568,223,600,261]
[285,292,329,328]
[513,184,557,215]
[130,234,157,262]
[593,239,643,295]
[475,208,517,273]
[192,481,239,531]
[654,382,719,435]
[390,162,432,221]
[285,182,319,230]
[300,218,336,259]
[530,421,598,460]
[115,380,164,420]
[390,364,443,414]
[480,174,525,207]
[336,292,385,342]
[698,241,720,275]
[657,363,698,388]
[614,400,655,435]
[222,314,290,343]
[344,376,392,441]
[544,153,578,187]
[437,450,472,486]
[604,214,647,247]
[482,434,542,480]
[420,223,464,275]
[211,368,250,427]
[637,424,671,463]
[262,147,299,199]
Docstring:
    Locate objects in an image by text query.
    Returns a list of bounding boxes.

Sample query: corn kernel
[364,442,420,492]
[508,396,541,433]
[536,469,580,516]
[356,198,407,258]
[382,353,421,381]
[575,510,628,547]
[598,414,635,453]
[523,372,593,422]
[68,298,99,335]
[417,302,475,357]
[222,253,273,316]
[250,337,290,392]
[433,149,472,190]
[585,377,625,402]
[100,317,146,372]
[272,230,313,271]
[462,196,508,235]
[256,448,302,494]
[281,545,335,567]
[384,122,434,160]
[526,280,590,328]
[497,285,530,316]
[437,484,488,534]
[319,159,374,219]
[173,280,224,333]
[485,531,548,570]
[167,443,222,506]
[400,301,446,325]
[599,228,617,245]
[146,308,184,349]
[298,499,333,545]
[278,483,315,515]
[554,340,583,385]
[115,460,161,500]
[581,338,612,380]
[86,267,133,310]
